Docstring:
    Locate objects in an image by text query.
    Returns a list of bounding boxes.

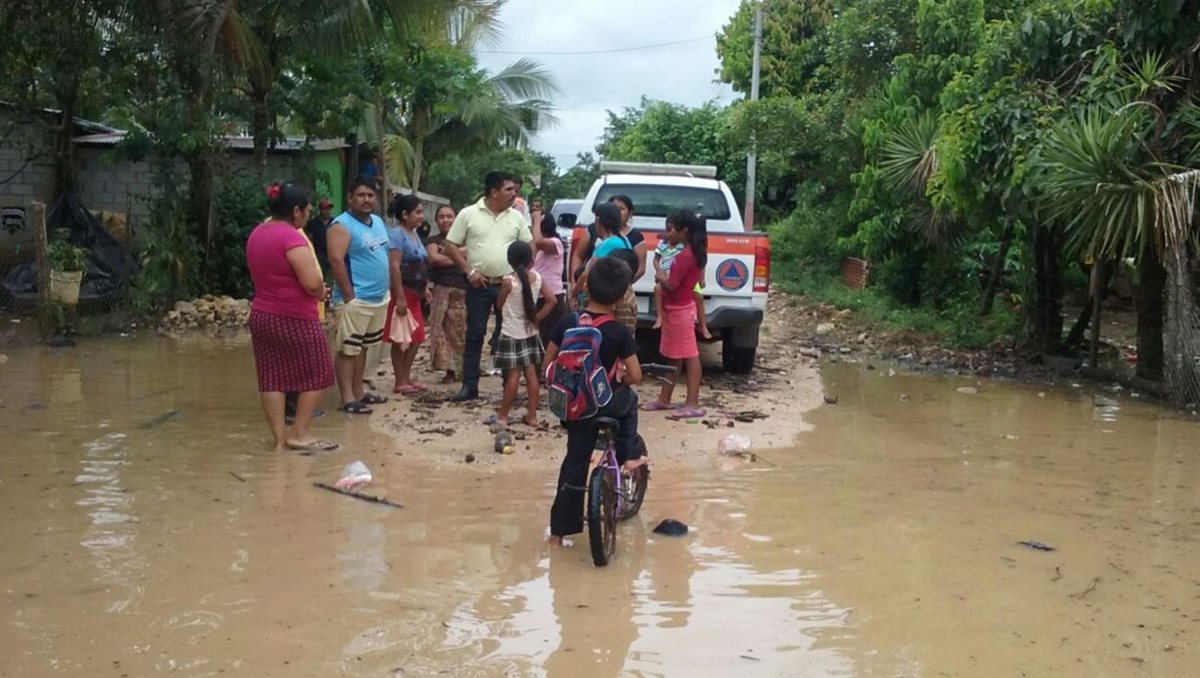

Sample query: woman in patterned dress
[425,204,468,383]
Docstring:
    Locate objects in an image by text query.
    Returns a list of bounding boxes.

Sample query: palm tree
[222,0,505,177]
[1039,101,1200,403]
[381,56,559,190]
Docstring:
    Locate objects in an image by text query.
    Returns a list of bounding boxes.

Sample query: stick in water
[313,482,402,508]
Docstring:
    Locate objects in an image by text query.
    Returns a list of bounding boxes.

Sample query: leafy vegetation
[0,0,561,314]
[47,231,88,272]
[711,0,1200,403]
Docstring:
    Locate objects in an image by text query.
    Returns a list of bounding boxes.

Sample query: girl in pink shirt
[641,208,708,420]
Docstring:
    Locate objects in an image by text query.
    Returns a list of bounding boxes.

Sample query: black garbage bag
[652,519,689,537]
[2,191,137,307]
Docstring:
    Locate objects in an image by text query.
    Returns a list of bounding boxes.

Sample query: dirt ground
[369,297,825,470]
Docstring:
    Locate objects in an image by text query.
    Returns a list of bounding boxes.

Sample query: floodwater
[0,337,1197,677]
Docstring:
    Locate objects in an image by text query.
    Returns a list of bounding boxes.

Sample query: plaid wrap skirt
[493,333,544,370]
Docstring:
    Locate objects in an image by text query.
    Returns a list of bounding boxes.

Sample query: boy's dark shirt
[549,310,637,388]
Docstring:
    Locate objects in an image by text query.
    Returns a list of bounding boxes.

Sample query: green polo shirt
[445,198,532,278]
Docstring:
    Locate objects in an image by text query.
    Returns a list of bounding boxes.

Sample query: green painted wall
[314,150,344,213]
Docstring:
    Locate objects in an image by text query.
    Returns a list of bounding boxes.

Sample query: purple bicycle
[586,363,674,567]
[586,417,649,566]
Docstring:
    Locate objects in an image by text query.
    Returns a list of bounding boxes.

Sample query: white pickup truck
[573,161,771,373]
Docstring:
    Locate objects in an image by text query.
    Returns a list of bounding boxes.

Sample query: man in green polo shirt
[443,171,532,401]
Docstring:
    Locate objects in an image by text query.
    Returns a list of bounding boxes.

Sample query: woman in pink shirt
[246,182,336,452]
[530,209,566,344]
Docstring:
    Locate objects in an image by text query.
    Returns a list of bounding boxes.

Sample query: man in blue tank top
[327,176,392,414]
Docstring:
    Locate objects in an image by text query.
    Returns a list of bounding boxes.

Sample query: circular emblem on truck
[716,259,749,291]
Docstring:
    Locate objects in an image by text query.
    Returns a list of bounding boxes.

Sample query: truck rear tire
[722,341,757,374]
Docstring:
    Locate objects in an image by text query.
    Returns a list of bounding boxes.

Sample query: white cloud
[474,0,744,170]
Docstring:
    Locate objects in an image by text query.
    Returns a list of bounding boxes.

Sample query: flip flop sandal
[394,384,420,394]
[668,407,706,420]
[410,383,429,391]
[287,439,340,451]
[339,400,373,415]
[360,393,388,405]
[640,401,676,412]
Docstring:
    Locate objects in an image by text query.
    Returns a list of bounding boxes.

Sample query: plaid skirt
[249,309,335,392]
[494,333,544,370]
[615,287,638,332]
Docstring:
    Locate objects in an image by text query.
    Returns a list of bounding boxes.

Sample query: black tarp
[2,191,137,307]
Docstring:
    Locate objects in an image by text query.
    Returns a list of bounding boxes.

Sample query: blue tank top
[332,211,391,303]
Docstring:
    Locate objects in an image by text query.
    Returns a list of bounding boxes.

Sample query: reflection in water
[0,340,1198,677]
[76,431,145,614]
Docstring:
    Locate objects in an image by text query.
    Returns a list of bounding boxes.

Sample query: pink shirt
[246,221,319,320]
[532,238,564,296]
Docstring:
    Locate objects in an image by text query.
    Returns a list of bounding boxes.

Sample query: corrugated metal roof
[71,130,346,152]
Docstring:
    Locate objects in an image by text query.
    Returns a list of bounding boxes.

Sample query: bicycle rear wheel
[618,435,649,520]
[587,465,617,567]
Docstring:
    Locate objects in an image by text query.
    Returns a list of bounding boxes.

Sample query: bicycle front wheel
[587,465,617,567]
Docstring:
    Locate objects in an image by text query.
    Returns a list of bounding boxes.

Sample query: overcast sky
[473,0,744,171]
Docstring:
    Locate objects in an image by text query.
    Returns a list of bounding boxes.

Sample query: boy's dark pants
[549,387,640,537]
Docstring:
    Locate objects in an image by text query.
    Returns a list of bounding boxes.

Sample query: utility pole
[743,2,763,232]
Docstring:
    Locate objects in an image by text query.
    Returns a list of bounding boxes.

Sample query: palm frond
[1037,105,1154,260]
[879,110,940,195]
[216,8,269,79]
[1121,52,1185,99]
[486,58,561,103]
[382,133,414,188]
[878,110,962,245]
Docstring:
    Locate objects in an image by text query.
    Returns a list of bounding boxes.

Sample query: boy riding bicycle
[543,256,645,545]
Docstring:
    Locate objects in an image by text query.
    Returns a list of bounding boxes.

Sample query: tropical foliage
[713,0,1200,403]
[0,0,557,305]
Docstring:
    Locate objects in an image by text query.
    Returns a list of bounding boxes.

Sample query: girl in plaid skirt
[488,241,558,429]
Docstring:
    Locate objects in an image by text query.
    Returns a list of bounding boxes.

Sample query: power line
[477,35,712,56]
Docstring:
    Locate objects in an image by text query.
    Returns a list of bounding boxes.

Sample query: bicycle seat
[594,416,621,431]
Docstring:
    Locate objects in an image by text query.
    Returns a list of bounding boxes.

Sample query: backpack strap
[578,312,615,327]
[577,312,621,379]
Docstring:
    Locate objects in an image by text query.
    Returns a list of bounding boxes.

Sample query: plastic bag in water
[334,460,372,490]
[717,433,752,455]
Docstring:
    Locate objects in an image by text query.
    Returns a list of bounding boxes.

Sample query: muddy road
[0,310,1196,676]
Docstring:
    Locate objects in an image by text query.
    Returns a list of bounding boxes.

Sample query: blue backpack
[546,313,616,422]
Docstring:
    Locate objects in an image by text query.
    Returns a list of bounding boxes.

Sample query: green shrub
[209,172,269,299]
[127,170,201,314]
[768,183,851,281]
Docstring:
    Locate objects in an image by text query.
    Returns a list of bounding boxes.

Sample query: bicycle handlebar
[642,362,679,376]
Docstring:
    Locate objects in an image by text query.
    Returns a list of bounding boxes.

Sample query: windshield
[593,184,731,221]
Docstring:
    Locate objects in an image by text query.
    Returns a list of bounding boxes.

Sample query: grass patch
[778,272,1020,350]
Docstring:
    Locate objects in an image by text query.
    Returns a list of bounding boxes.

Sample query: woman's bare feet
[522,412,539,427]
[546,535,565,547]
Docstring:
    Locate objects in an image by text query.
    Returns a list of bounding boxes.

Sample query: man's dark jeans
[462,283,501,392]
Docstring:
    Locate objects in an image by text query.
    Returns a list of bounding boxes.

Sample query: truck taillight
[753,243,770,292]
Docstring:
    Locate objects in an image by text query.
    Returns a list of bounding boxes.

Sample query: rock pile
[161,295,250,334]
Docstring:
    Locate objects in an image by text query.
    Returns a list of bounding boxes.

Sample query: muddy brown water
[0,337,1197,677]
